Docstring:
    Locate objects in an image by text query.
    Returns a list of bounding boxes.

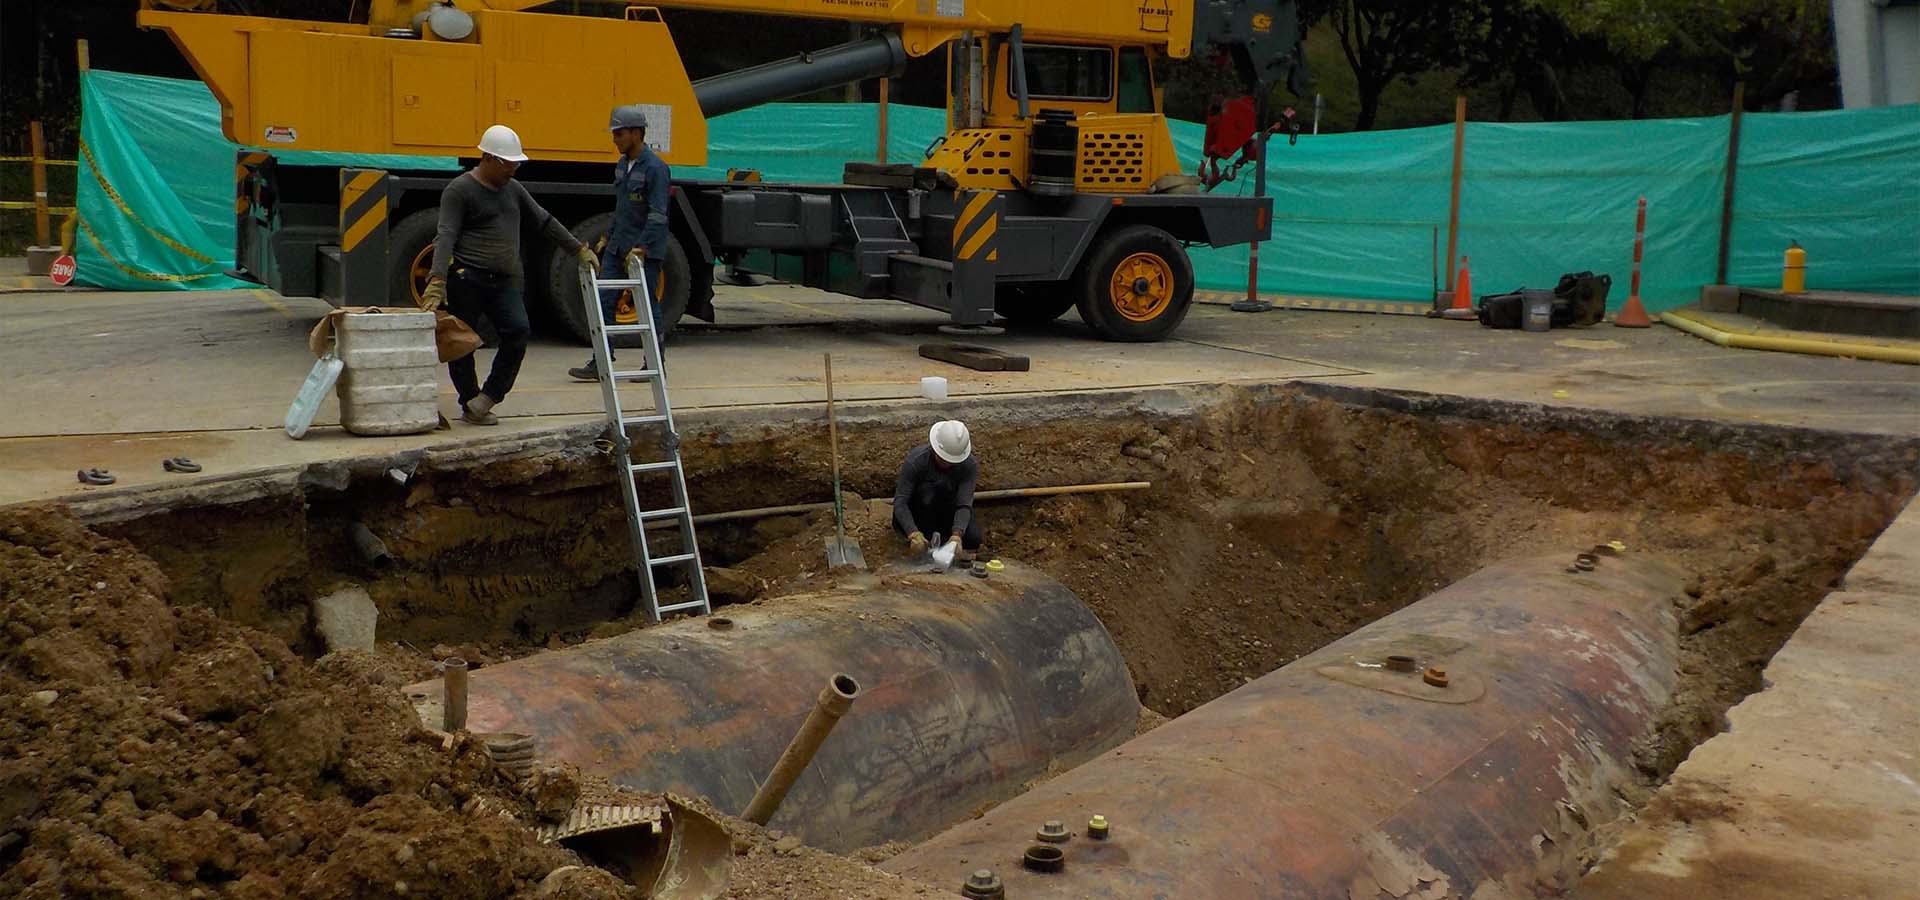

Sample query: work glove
[625,247,647,278]
[593,235,607,254]
[419,279,446,312]
[907,532,929,556]
[578,245,600,272]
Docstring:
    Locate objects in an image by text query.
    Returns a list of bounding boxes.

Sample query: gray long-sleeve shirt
[429,171,582,283]
[892,444,978,540]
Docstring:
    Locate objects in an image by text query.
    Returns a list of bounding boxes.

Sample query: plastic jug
[286,351,344,440]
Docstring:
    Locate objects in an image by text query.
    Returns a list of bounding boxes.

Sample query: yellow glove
[907,532,929,555]
[593,235,607,254]
[419,279,446,312]
[578,245,600,272]
[625,248,647,278]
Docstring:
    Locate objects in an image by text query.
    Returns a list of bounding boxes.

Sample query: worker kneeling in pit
[893,420,982,564]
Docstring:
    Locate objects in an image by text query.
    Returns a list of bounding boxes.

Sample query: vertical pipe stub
[1087,815,1110,840]
[1023,844,1065,873]
[1036,820,1071,843]
[442,657,469,732]
[960,868,1005,899]
[742,673,863,825]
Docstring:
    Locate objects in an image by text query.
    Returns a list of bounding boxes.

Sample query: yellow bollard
[1781,240,1807,294]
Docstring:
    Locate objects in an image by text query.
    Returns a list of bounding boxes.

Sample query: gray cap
[608,104,649,132]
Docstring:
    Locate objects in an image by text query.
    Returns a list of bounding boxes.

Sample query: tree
[1526,0,1836,116]
[1298,0,1484,130]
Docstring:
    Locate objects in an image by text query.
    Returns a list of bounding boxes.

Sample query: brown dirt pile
[0,509,630,899]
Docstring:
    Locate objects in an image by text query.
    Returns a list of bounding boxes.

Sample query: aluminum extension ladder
[577,260,710,621]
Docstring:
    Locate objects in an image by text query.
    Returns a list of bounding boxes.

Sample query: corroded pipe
[743,673,861,825]
[403,563,1138,851]
[885,554,1684,897]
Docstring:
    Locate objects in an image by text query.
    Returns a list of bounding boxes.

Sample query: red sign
[49,254,77,286]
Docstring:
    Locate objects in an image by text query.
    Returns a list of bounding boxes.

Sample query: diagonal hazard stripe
[340,200,388,254]
[957,215,998,261]
[953,190,995,239]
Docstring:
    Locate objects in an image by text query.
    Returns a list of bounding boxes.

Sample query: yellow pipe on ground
[1662,308,1920,366]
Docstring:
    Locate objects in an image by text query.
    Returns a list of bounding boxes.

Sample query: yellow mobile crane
[139,0,1304,341]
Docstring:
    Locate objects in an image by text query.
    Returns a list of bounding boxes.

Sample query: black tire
[387,208,439,308]
[994,283,1077,326]
[1073,224,1195,342]
[546,213,692,346]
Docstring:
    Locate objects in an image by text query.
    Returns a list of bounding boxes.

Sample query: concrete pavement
[3,280,1917,505]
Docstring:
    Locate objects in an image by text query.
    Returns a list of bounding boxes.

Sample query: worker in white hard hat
[892,420,982,561]
[571,104,681,383]
[419,124,596,425]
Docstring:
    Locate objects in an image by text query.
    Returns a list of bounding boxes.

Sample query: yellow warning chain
[79,141,218,266]
[0,157,78,166]
[75,215,228,283]
[0,202,77,213]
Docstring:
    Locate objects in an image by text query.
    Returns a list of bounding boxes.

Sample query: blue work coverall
[599,147,671,325]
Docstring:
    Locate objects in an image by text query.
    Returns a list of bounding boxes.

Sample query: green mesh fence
[77,68,1919,310]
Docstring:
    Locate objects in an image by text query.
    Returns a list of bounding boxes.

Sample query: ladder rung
[640,506,687,520]
[621,414,669,426]
[629,460,680,473]
[603,324,652,335]
[649,553,698,566]
[655,599,710,614]
[611,369,658,381]
[596,278,648,289]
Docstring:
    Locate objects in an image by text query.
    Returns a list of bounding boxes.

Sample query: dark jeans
[893,499,983,550]
[597,246,664,329]
[446,268,529,405]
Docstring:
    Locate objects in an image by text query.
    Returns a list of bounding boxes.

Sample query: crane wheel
[548,213,692,347]
[994,284,1076,326]
[1074,225,1194,342]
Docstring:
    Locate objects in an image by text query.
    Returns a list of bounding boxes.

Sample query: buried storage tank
[883,553,1684,898]
[406,562,1140,851]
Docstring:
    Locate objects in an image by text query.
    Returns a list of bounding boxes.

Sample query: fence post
[877,77,890,164]
[31,121,51,247]
[1715,82,1746,285]
[1442,95,1466,307]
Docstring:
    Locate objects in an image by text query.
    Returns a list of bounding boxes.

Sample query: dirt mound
[0,509,615,898]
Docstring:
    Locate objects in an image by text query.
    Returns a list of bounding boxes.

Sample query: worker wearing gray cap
[571,104,675,382]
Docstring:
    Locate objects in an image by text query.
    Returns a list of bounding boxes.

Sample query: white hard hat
[477,124,529,162]
[929,420,971,464]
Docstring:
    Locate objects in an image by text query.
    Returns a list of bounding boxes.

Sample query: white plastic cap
[930,420,971,464]
[477,124,529,162]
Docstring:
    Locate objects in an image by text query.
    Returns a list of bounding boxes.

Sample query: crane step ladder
[578,260,710,622]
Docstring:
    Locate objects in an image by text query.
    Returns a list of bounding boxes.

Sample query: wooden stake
[1442,95,1466,300]
[77,39,90,72]
[1715,82,1746,285]
[30,121,50,247]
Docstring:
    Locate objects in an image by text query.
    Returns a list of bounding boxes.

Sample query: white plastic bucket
[920,376,949,401]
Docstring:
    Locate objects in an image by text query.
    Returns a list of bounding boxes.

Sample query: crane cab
[926,34,1185,195]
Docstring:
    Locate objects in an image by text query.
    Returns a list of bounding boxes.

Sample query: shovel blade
[826,536,866,570]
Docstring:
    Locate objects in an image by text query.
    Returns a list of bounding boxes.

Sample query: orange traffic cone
[1442,256,1477,320]
[1615,197,1652,328]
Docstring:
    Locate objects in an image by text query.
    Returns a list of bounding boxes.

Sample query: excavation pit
[5,382,1916,897]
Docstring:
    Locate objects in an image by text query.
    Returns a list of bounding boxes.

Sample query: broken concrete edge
[36,379,1920,529]
[1578,491,1920,897]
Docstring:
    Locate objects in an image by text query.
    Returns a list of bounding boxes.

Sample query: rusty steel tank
[883,553,1683,898]
[405,562,1140,852]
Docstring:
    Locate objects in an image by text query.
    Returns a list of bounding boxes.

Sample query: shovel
[823,353,865,570]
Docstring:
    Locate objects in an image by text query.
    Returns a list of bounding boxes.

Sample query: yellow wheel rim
[407,243,433,304]
[1109,252,1174,322]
